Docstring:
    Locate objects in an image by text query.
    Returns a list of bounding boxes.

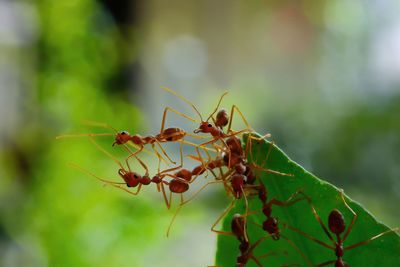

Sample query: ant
[210,212,270,267]
[56,100,208,165]
[255,180,307,241]
[68,136,172,206]
[184,134,293,203]
[162,87,269,168]
[287,190,400,267]
[211,213,303,267]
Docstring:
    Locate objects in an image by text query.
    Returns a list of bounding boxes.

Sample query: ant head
[113,131,131,146]
[263,217,279,238]
[119,170,141,187]
[194,121,214,133]
[215,109,229,128]
[328,209,346,235]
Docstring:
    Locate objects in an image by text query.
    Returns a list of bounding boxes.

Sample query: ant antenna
[162,87,203,121]
[206,91,228,122]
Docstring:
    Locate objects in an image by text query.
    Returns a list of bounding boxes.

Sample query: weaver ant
[287,190,400,267]
[253,180,307,241]
[68,137,172,205]
[211,213,304,267]
[162,87,270,169]
[56,102,207,165]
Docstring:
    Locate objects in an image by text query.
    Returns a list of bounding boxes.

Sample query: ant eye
[120,131,127,135]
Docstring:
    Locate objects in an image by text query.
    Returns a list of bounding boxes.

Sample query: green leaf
[215,134,400,267]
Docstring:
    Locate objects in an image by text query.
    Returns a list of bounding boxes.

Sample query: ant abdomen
[215,109,229,128]
[329,209,346,234]
[161,128,186,142]
[263,217,279,237]
[169,179,189,193]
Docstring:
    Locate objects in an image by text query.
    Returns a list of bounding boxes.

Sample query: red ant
[287,190,400,267]
[68,137,172,205]
[56,102,207,165]
[255,180,307,241]
[211,213,304,267]
[184,134,293,204]
[162,87,269,169]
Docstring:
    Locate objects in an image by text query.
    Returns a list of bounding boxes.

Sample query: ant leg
[69,163,126,185]
[184,133,211,139]
[269,189,308,208]
[250,256,264,267]
[154,142,176,165]
[159,181,171,209]
[166,195,184,237]
[106,183,142,196]
[195,146,209,173]
[159,141,184,175]
[344,227,400,251]
[251,164,293,177]
[160,106,198,133]
[88,137,125,169]
[133,155,150,176]
[280,234,314,267]
[286,224,335,250]
[211,198,237,236]
[205,91,229,122]
[181,180,225,205]
[162,87,204,121]
[304,200,336,244]
[259,140,274,168]
[241,186,250,242]
[56,133,114,139]
[246,135,273,167]
[157,143,184,175]
[124,145,144,171]
[56,120,118,139]
[248,140,293,177]
[340,190,357,242]
[227,105,252,133]
[69,163,144,196]
[80,120,118,132]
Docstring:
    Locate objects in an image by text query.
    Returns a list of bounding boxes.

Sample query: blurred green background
[0,1,399,266]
